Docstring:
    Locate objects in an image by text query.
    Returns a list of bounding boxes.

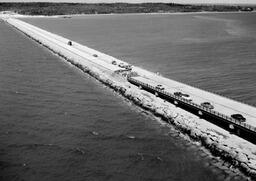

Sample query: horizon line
[1,1,256,5]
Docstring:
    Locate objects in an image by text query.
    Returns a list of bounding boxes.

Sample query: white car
[182,97,192,102]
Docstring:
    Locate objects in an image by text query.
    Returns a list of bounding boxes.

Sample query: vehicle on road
[124,65,133,71]
[118,63,126,68]
[118,63,132,70]
[231,114,246,122]
[68,41,72,46]
[182,97,192,102]
[201,102,214,109]
[182,93,190,97]
[156,84,164,90]
[174,92,192,101]
[174,92,189,97]
[112,61,117,65]
[174,92,183,97]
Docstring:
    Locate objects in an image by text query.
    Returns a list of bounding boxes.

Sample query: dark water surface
[23,12,256,106]
[0,21,247,180]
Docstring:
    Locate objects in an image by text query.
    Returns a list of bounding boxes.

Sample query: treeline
[0,3,254,16]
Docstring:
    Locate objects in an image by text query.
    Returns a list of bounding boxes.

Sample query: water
[0,16,249,180]
[23,12,256,106]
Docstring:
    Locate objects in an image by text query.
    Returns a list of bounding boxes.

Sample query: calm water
[0,21,248,181]
[23,12,256,106]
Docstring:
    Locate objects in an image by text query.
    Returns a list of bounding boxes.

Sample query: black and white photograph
[1,0,256,180]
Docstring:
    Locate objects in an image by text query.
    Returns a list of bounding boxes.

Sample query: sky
[1,0,256,5]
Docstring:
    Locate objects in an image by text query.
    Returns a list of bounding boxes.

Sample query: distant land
[0,2,255,16]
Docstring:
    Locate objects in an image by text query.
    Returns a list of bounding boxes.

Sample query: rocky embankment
[5,17,256,180]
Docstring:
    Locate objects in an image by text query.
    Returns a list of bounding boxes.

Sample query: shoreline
[3,17,256,180]
[1,10,256,19]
